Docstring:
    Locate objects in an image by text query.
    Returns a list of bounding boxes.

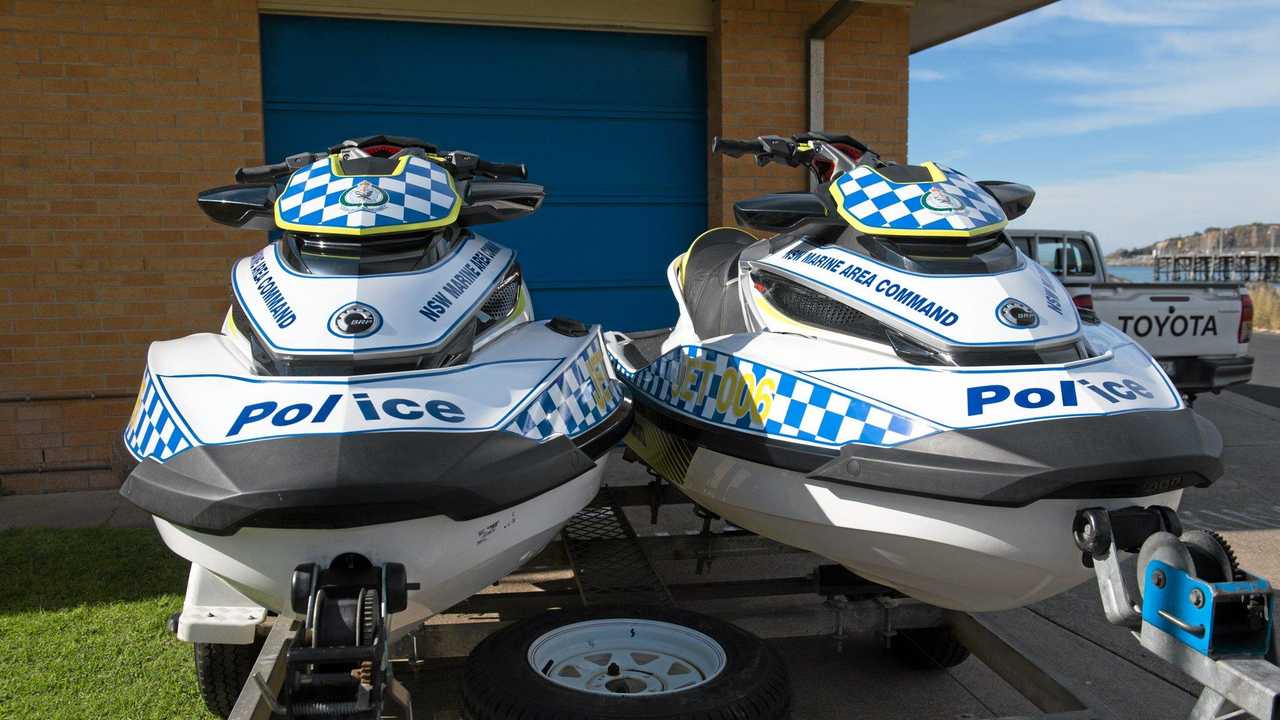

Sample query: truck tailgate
[1091,283,1245,358]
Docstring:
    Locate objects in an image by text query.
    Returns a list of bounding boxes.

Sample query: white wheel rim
[528,618,727,696]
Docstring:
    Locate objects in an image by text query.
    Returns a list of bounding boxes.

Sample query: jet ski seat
[680,227,755,338]
[617,328,672,368]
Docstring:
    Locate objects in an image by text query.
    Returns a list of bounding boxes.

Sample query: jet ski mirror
[197,183,278,230]
[733,192,834,232]
[460,181,545,225]
[979,181,1036,221]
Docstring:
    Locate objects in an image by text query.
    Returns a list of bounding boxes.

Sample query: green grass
[0,528,216,719]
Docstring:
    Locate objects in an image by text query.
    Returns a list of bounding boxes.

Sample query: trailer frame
[218,478,1280,720]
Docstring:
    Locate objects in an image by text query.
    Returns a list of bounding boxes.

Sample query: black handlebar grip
[476,159,528,180]
[235,162,291,183]
[711,136,764,158]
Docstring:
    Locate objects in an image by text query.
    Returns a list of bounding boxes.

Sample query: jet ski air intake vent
[752,270,1093,367]
[481,271,520,320]
[753,272,888,342]
[478,263,522,334]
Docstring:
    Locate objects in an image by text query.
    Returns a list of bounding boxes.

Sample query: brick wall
[709,0,909,226]
[0,0,910,494]
[0,0,264,493]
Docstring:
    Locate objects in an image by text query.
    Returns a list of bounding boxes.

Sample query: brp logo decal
[921,186,963,213]
[996,298,1039,329]
[339,180,388,210]
[328,302,383,338]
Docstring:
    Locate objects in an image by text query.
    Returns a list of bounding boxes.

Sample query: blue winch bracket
[1076,505,1280,719]
[1142,560,1274,658]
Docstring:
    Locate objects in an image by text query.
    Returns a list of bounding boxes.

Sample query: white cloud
[1017,63,1126,85]
[941,0,1279,51]
[1012,149,1280,253]
[1038,0,1208,27]
[912,68,946,82]
[979,17,1280,144]
[943,10,1052,48]
[942,0,1214,49]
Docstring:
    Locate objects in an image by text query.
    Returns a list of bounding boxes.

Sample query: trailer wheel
[462,605,790,720]
[890,626,970,670]
[194,638,264,719]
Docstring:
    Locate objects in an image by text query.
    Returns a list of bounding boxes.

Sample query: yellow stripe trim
[328,154,410,177]
[842,160,947,187]
[512,283,528,318]
[753,293,793,325]
[127,376,146,428]
[677,226,747,288]
[752,289,814,326]
[274,159,463,236]
[222,307,239,338]
[751,292,838,335]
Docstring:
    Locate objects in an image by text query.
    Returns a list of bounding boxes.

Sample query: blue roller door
[259,15,707,331]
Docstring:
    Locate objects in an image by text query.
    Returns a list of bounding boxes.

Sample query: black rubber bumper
[121,400,631,535]
[632,391,1222,507]
[1164,355,1253,395]
[809,408,1223,506]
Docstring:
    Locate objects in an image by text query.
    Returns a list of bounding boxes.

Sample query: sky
[909,0,1280,253]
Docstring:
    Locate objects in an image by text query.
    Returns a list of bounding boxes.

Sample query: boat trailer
[223,480,1280,720]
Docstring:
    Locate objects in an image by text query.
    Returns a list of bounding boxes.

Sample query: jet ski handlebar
[235,151,326,183]
[712,135,808,167]
[713,132,878,182]
[233,148,528,184]
[711,136,768,158]
[442,150,528,180]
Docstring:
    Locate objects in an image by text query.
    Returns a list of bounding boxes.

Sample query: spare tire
[194,638,264,719]
[461,605,790,720]
[890,626,970,670]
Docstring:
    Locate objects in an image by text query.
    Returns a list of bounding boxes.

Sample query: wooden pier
[1152,252,1280,282]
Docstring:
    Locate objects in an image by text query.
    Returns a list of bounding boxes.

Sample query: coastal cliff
[1106,223,1280,266]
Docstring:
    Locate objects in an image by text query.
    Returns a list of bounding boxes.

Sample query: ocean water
[1107,265,1154,282]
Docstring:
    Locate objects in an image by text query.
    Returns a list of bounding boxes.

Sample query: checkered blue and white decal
[128,328,622,457]
[618,346,936,448]
[830,162,1006,238]
[274,156,459,235]
[507,338,625,441]
[124,374,192,461]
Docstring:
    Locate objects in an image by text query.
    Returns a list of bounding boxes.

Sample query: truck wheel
[890,626,970,670]
[194,638,264,719]
[462,605,790,720]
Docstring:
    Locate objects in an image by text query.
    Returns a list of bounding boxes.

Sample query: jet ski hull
[604,136,1227,615]
[121,318,631,639]
[608,325,1221,612]
[678,447,1179,611]
[154,460,605,635]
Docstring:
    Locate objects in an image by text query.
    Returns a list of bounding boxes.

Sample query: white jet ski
[117,135,631,718]
[605,132,1221,613]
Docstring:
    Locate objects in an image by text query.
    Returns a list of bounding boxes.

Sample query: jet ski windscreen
[281,228,463,276]
[852,231,1023,276]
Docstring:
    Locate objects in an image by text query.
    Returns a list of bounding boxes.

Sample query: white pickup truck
[1007,230,1253,398]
